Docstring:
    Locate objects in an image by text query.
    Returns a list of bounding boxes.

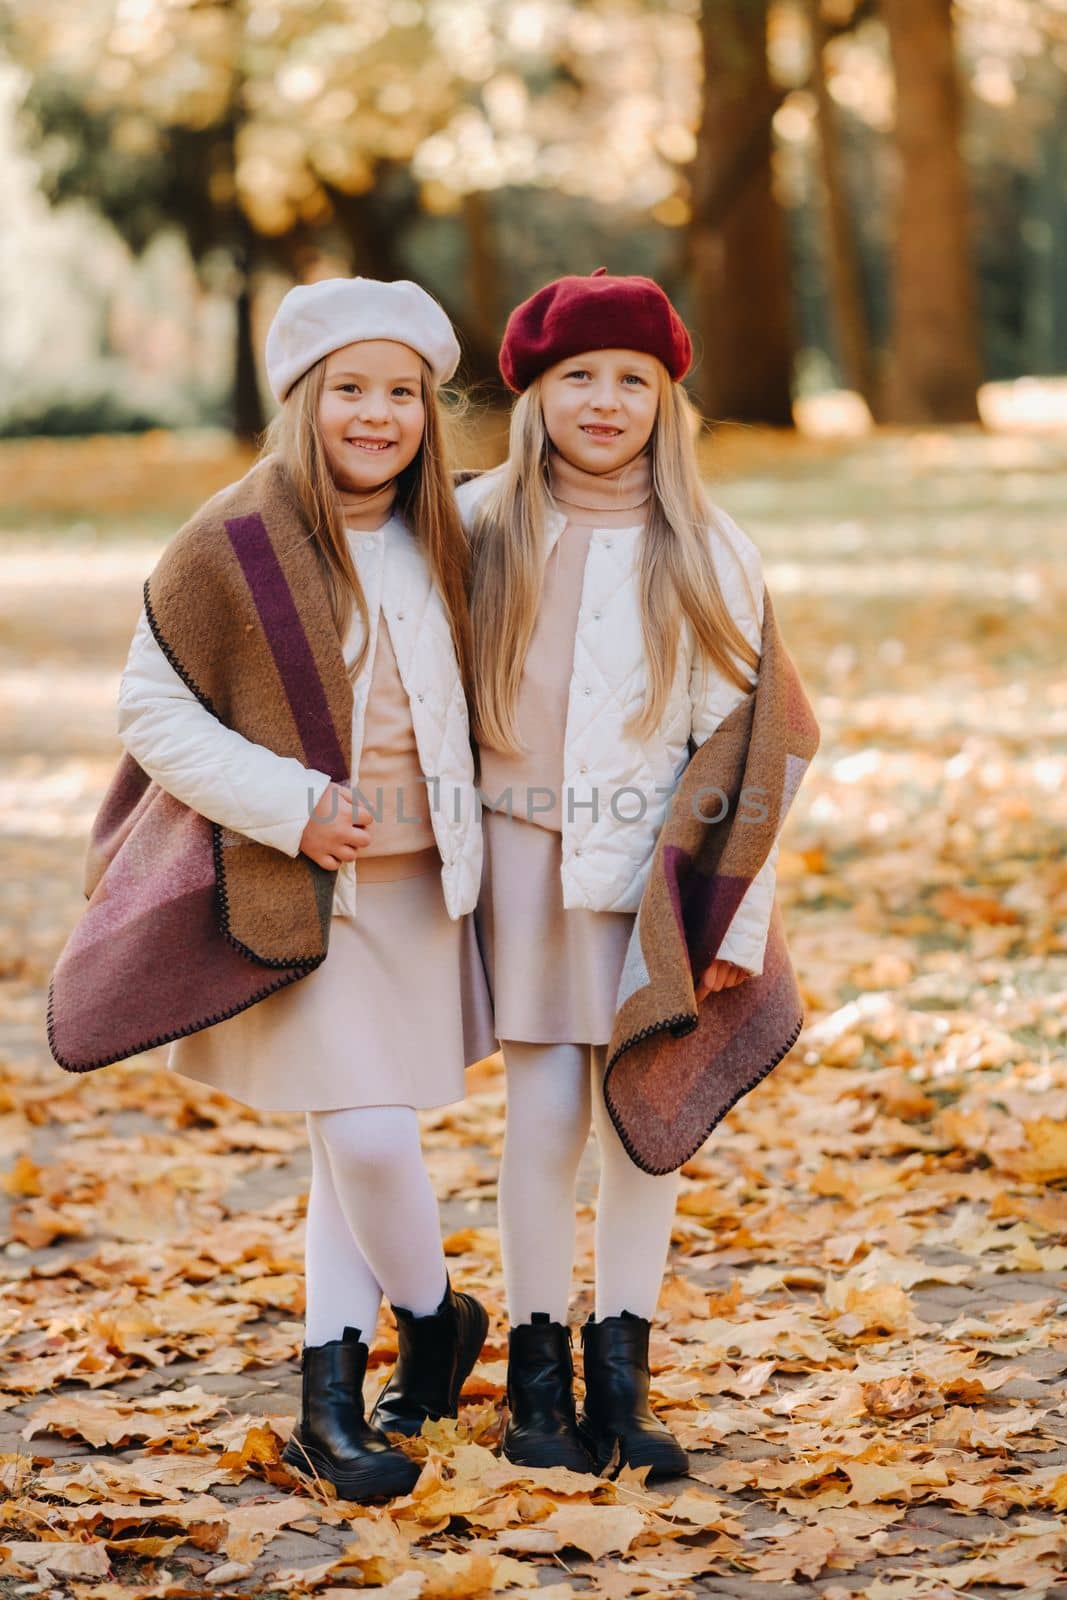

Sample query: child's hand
[695,959,749,1004]
[299,783,374,870]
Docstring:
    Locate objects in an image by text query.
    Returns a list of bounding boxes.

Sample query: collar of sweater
[547,446,651,527]
[338,478,399,531]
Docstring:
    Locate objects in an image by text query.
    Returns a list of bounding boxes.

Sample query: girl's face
[540,348,661,474]
[318,340,426,490]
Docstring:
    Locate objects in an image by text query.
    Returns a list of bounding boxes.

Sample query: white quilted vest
[457,468,764,915]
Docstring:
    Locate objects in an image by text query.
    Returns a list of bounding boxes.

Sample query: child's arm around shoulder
[117,607,333,858]
[453,463,507,534]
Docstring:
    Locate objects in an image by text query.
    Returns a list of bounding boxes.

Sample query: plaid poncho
[604,588,819,1174]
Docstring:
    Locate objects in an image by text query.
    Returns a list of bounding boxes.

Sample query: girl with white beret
[110,277,495,1501]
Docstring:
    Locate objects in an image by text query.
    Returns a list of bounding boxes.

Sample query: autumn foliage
[1,427,1065,1595]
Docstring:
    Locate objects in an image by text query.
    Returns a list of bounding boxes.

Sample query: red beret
[499,268,693,393]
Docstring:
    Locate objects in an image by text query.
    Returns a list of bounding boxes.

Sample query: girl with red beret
[458,271,777,1479]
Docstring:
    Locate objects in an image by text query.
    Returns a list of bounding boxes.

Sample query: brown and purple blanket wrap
[47,456,353,1073]
[604,587,819,1174]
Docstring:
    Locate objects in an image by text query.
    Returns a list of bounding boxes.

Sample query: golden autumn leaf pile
[0,428,1065,1598]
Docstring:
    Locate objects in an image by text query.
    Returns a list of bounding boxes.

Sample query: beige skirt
[168,849,495,1113]
[477,811,634,1046]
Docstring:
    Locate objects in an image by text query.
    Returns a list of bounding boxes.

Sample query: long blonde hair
[262,356,473,692]
[469,366,759,751]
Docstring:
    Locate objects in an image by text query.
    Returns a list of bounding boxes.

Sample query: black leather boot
[370,1279,488,1437]
[281,1326,419,1501]
[578,1311,688,1479]
[502,1313,595,1472]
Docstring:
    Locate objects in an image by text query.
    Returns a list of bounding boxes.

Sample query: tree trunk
[328,170,411,282]
[808,0,882,417]
[687,0,794,425]
[216,11,265,443]
[881,0,981,421]
[459,189,503,385]
[232,261,264,442]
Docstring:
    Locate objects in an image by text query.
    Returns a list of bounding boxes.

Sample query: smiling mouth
[580,425,623,438]
[347,438,395,452]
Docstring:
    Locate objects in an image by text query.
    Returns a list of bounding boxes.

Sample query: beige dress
[168,610,492,1113]
[476,452,650,1047]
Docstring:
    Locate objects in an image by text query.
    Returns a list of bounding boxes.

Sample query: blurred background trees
[0,0,1064,436]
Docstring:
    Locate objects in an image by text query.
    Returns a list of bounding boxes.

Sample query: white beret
[265,276,461,401]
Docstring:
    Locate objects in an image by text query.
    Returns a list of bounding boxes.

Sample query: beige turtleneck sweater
[480,448,652,832]
[342,482,436,862]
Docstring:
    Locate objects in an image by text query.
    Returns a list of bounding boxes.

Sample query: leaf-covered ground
[1,427,1065,1599]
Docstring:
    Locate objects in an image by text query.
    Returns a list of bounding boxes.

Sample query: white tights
[498,1041,681,1325]
[303,1105,448,1346]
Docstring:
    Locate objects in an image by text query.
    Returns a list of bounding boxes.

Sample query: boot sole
[579,1424,688,1481]
[502,1430,596,1474]
[371,1295,490,1437]
[282,1437,419,1501]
